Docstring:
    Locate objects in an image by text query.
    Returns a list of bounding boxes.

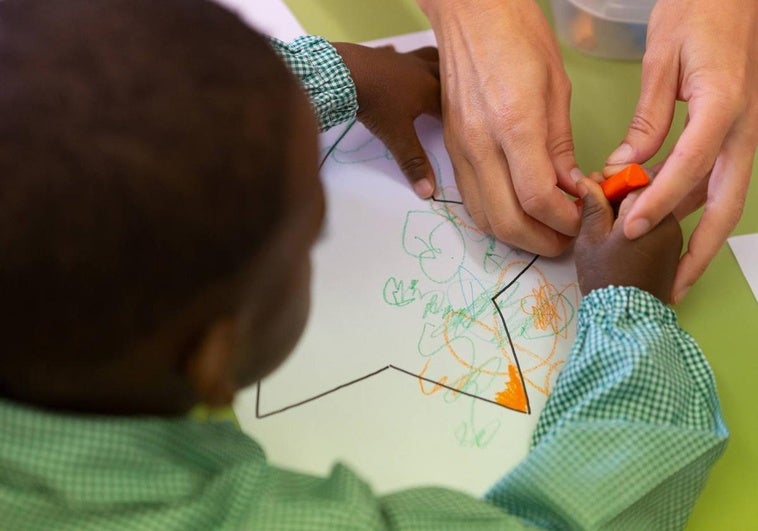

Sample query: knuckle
[398,155,428,177]
[490,103,514,123]
[491,225,517,246]
[519,191,549,219]
[579,196,608,227]
[496,113,535,150]
[467,209,491,235]
[453,116,491,158]
[710,84,747,119]
[628,112,660,138]
[487,101,522,130]
[549,132,575,160]
[496,106,524,130]
[489,215,519,244]
[356,110,380,135]
[581,209,606,233]
[460,133,494,165]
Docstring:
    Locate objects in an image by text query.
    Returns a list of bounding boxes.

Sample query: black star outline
[255,123,539,419]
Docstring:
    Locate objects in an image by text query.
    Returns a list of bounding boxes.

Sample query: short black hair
[0,0,297,374]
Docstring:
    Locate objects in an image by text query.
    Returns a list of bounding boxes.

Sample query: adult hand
[333,43,441,199]
[605,0,758,303]
[575,178,682,302]
[417,0,581,257]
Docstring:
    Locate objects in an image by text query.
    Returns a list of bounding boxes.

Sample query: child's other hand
[333,42,440,199]
[575,178,683,303]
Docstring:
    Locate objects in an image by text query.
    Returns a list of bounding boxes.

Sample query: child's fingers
[408,46,439,63]
[379,121,436,199]
[577,178,613,241]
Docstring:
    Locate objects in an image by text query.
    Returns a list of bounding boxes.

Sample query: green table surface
[282,1,758,528]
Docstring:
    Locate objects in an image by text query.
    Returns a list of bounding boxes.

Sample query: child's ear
[184,318,239,407]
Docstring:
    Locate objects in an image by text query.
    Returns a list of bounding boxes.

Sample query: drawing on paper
[254,120,580,437]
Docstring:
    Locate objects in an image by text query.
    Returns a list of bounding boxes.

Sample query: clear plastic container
[549,0,657,60]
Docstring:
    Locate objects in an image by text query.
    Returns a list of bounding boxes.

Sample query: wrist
[331,42,365,108]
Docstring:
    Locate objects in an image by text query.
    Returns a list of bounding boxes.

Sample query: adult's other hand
[605,0,758,303]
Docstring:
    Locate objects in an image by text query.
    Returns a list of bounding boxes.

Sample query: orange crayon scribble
[448,371,477,395]
[513,342,561,396]
[437,260,535,373]
[441,310,511,377]
[530,285,560,331]
[494,364,529,413]
[417,359,448,396]
[520,277,576,338]
[432,200,486,235]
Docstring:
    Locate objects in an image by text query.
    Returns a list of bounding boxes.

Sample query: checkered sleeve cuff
[269,35,358,131]
[577,285,676,327]
[533,285,725,445]
[484,285,727,529]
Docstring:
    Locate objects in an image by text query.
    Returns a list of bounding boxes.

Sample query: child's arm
[269,36,440,199]
[485,179,728,529]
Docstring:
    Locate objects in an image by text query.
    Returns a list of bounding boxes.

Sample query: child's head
[0,0,324,415]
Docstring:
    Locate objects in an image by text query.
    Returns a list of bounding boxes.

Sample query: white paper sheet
[234,30,581,496]
[213,0,305,40]
[728,234,758,303]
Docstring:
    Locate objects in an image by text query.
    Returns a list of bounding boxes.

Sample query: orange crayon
[600,163,650,203]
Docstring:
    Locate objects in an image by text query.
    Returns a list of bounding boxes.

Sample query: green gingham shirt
[269,35,358,131]
[0,287,728,530]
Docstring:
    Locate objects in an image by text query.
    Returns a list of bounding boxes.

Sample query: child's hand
[333,42,440,199]
[575,178,683,303]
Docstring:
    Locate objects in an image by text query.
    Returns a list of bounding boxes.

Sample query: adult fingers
[547,71,581,197]
[606,50,678,167]
[670,134,754,303]
[473,151,574,257]
[671,177,708,221]
[449,154,488,232]
[502,112,581,238]
[623,95,737,240]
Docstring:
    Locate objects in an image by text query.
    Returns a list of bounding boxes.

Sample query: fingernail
[570,167,585,183]
[607,143,634,165]
[673,285,690,305]
[626,218,651,239]
[413,179,434,199]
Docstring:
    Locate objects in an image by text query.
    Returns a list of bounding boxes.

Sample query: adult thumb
[577,178,613,241]
[378,122,436,199]
[606,55,678,167]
